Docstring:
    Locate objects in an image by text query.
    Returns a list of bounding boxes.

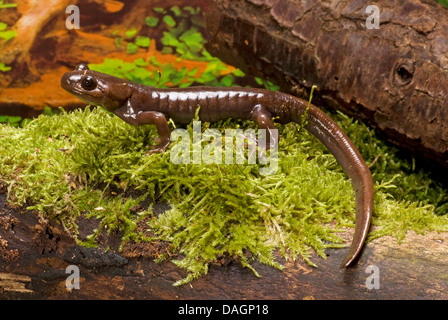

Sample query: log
[1,184,448,300]
[204,0,448,168]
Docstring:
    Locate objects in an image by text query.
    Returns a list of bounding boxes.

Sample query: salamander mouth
[62,84,97,103]
[61,73,84,96]
[66,86,83,96]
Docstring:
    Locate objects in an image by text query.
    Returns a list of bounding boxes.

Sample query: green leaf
[134,58,148,67]
[183,6,200,15]
[219,74,235,87]
[115,37,122,48]
[179,28,204,53]
[7,116,22,123]
[187,67,198,78]
[0,62,11,72]
[126,42,139,54]
[170,5,182,17]
[264,80,280,91]
[43,106,55,116]
[175,43,188,56]
[169,67,188,85]
[179,81,193,88]
[0,22,7,31]
[196,70,216,84]
[129,67,152,84]
[167,19,187,37]
[145,16,159,27]
[191,16,205,28]
[161,31,181,47]
[149,56,160,67]
[232,69,245,77]
[163,15,176,28]
[89,59,123,75]
[255,77,264,86]
[0,2,17,9]
[135,36,151,48]
[125,28,137,39]
[153,7,165,13]
[161,47,173,54]
[157,64,177,87]
[0,29,16,41]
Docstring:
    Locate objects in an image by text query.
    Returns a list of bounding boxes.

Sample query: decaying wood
[0,0,128,86]
[0,0,72,83]
[0,0,209,117]
[1,185,448,300]
[204,0,448,168]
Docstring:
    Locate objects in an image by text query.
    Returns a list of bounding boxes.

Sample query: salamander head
[61,63,133,112]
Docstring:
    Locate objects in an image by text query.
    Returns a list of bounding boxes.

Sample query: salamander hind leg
[133,111,171,155]
[250,104,279,151]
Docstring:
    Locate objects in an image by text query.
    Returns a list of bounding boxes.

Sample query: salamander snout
[60,72,83,95]
[60,72,70,90]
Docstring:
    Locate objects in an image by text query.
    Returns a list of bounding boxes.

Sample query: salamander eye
[81,76,97,90]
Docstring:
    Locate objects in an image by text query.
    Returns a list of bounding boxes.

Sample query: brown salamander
[61,63,374,268]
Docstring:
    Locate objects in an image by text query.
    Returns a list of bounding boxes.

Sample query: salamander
[61,63,374,268]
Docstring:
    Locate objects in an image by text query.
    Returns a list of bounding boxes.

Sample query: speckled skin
[61,64,373,268]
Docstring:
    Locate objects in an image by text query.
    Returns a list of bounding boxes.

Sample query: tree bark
[204,0,448,168]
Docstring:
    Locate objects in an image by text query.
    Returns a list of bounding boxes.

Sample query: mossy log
[204,0,448,168]
[2,187,448,300]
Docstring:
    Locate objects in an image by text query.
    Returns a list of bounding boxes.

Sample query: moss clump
[0,107,447,285]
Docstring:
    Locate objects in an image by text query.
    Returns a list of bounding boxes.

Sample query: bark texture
[204,0,448,168]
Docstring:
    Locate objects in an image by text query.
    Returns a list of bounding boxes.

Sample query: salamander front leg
[134,111,171,154]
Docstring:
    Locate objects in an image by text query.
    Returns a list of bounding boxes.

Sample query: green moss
[1,105,447,285]
[331,111,448,216]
